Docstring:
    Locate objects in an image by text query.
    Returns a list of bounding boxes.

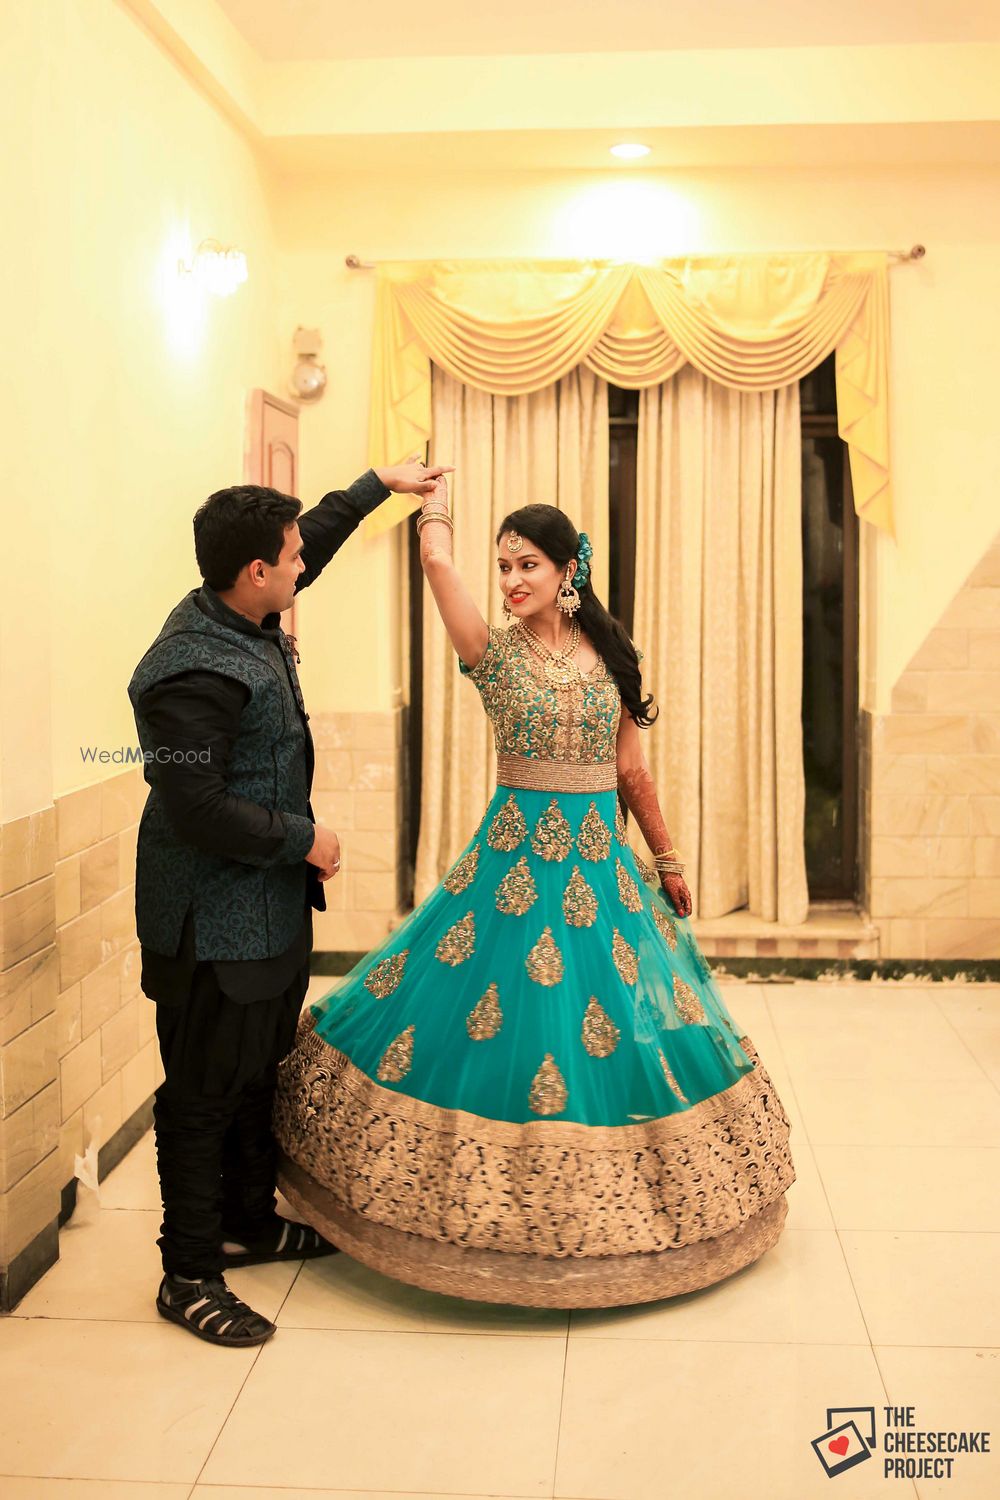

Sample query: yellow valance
[366,252,891,537]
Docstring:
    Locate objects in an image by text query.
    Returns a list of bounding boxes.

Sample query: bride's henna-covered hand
[661,872,693,918]
[617,728,693,919]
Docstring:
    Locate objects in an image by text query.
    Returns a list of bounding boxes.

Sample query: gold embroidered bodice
[460,625,621,764]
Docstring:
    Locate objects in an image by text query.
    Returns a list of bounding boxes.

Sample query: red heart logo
[828,1436,850,1456]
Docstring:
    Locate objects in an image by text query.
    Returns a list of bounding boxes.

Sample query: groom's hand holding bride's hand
[306,824,342,882]
[374,456,454,496]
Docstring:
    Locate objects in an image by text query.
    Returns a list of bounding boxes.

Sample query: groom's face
[259,521,305,612]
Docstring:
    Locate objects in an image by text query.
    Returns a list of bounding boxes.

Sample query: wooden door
[245,389,300,637]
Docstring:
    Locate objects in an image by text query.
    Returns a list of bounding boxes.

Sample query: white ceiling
[217,0,1000,60]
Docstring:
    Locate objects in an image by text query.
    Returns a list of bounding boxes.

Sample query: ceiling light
[610,143,651,160]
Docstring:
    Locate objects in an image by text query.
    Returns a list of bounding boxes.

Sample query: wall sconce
[289,325,327,402]
[177,238,248,297]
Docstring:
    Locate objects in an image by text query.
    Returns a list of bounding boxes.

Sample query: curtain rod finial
[346,253,375,270]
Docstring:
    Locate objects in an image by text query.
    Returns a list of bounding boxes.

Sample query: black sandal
[156,1273,276,1347]
[219,1217,338,1269]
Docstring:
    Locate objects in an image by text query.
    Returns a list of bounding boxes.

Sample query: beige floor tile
[278,1249,568,1336]
[794,1074,1000,1147]
[775,1016,984,1083]
[569,1229,867,1346]
[932,985,1000,1030]
[99,1129,160,1211]
[0,1483,190,1498]
[200,1327,564,1494]
[814,1147,1000,1231]
[782,1138,835,1230]
[933,987,1000,1087]
[555,1338,909,1500]
[840,1232,1000,1347]
[876,1345,1000,1499]
[13,1207,298,1324]
[193,1491,535,1499]
[0,1319,256,1482]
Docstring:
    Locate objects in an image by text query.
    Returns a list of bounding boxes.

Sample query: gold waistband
[495,753,618,794]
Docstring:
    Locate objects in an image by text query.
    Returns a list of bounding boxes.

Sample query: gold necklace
[517,618,582,687]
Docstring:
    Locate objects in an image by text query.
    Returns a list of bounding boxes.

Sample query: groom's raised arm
[295,460,454,592]
[293,470,390,593]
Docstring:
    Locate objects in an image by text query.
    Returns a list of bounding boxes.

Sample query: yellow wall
[276,163,1000,715]
[6,4,999,811]
[3,0,282,814]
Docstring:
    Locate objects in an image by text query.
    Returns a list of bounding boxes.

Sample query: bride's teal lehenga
[275,624,796,1307]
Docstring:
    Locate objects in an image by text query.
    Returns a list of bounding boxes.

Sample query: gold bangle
[416,513,454,535]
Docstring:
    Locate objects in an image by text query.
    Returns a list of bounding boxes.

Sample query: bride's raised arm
[417,475,490,672]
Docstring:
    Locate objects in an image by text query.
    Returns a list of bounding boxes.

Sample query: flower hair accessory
[575,532,593,589]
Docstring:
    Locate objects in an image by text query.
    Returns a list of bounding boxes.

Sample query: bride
[274,478,796,1307]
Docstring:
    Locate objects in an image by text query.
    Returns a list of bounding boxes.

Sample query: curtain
[365,253,891,537]
[632,366,808,925]
[413,365,609,902]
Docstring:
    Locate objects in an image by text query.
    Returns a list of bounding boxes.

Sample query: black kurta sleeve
[138,671,315,866]
[294,469,391,592]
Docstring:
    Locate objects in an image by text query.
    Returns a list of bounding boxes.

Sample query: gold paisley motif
[615,803,627,842]
[653,904,678,950]
[673,974,707,1024]
[525,926,564,987]
[495,856,538,916]
[443,844,480,894]
[658,1048,689,1104]
[612,928,638,986]
[615,857,643,913]
[364,950,409,998]
[436,912,476,967]
[487,793,528,852]
[581,997,620,1058]
[467,983,503,1040]
[530,799,573,862]
[635,852,658,885]
[562,865,598,927]
[577,802,612,861]
[377,1025,415,1082]
[528,1053,568,1115]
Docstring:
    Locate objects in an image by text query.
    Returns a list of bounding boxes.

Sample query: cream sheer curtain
[413,365,609,902]
[633,366,809,925]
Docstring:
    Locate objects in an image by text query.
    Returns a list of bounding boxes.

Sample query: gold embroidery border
[496,753,618,793]
[278,1158,789,1309]
[282,1013,786,1153]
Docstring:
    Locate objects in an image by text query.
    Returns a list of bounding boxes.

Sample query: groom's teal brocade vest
[128,591,315,962]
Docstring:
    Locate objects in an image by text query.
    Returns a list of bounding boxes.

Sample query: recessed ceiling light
[610,143,651,160]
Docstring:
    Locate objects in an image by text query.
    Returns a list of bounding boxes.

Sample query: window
[800,355,859,900]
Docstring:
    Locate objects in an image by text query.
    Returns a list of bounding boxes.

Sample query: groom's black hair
[193,485,303,591]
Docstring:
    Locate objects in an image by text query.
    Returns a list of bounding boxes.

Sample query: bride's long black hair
[496,504,657,728]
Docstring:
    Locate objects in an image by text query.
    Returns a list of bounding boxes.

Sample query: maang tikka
[506,530,524,553]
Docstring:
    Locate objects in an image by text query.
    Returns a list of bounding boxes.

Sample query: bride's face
[496,533,573,621]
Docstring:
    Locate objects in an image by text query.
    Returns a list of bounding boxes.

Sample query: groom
[128,458,449,1347]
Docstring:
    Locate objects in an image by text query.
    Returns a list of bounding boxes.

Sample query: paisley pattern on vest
[128,590,314,961]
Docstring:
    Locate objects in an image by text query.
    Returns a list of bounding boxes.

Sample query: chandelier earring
[556,567,581,616]
[502,596,513,618]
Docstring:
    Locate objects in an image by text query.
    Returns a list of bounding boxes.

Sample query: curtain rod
[345,245,925,271]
